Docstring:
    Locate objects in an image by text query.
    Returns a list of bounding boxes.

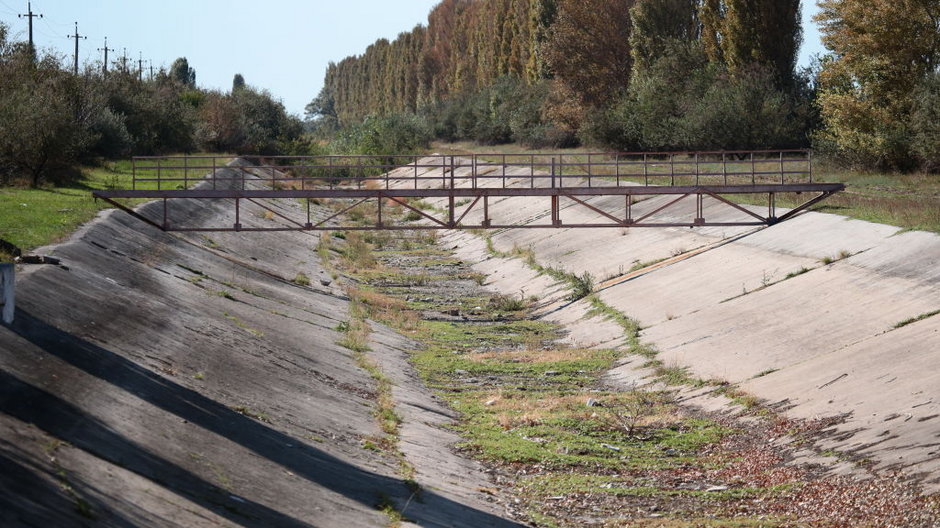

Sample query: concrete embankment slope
[0,163,517,527]
[395,156,940,492]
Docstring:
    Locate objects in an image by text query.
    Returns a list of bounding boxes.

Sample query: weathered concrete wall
[397,156,940,492]
[0,164,518,527]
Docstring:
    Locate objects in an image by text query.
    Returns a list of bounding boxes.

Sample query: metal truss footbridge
[92,150,843,232]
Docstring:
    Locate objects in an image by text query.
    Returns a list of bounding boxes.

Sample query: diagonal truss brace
[93,183,845,232]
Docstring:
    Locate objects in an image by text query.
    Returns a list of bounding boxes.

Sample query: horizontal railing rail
[129,150,813,191]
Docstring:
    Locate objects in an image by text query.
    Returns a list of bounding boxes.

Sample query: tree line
[0,23,303,186]
[308,0,940,171]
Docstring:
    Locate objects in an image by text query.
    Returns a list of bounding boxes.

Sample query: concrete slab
[0,171,521,527]
[414,158,940,493]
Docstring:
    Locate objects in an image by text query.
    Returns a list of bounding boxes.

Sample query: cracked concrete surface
[0,165,520,527]
[397,156,940,493]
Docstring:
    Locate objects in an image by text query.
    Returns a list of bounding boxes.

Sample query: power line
[0,1,18,16]
[40,16,68,36]
[0,0,21,16]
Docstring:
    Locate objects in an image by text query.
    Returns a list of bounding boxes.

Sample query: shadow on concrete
[0,445,139,528]
[2,311,522,527]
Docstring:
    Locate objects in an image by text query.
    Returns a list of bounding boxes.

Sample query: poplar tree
[526,0,558,80]
[544,0,636,106]
[629,0,700,74]
[699,0,801,85]
[721,0,801,84]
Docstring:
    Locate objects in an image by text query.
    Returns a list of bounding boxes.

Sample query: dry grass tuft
[342,232,379,271]
[352,287,420,332]
[482,390,679,432]
[469,347,600,364]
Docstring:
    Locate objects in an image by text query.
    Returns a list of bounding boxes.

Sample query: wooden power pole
[18,1,43,59]
[98,36,115,73]
[68,21,87,74]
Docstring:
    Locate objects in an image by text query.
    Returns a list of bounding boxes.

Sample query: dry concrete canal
[1,157,938,527]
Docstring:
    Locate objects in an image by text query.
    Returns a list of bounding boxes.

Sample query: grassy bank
[0,156,230,257]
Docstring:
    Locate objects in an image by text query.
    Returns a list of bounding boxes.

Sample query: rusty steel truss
[92,150,844,232]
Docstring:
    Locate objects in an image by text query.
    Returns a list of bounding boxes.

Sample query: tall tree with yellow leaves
[816,0,940,167]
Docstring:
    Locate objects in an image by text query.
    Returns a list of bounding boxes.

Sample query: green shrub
[568,272,595,301]
[911,73,940,171]
[334,113,430,156]
[586,58,814,152]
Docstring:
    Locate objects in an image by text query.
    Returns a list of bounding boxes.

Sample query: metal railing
[129,150,813,192]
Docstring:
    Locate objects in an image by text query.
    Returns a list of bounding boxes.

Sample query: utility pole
[120,47,128,73]
[148,60,154,81]
[138,52,144,81]
[67,22,86,75]
[98,36,115,73]
[18,1,43,59]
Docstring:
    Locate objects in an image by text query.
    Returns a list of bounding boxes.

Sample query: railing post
[722,152,727,185]
[212,157,217,190]
[616,154,621,187]
[587,153,592,188]
[472,155,477,189]
[448,156,456,227]
[551,157,556,188]
[695,152,700,186]
[530,155,534,188]
[751,152,756,185]
[808,150,813,183]
[1,263,14,325]
[643,153,648,186]
[780,151,785,184]
[132,157,137,190]
[670,154,675,186]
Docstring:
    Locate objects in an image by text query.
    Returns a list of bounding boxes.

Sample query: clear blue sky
[0,1,826,117]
